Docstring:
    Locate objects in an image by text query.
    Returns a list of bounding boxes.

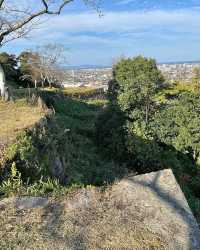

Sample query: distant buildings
[62,63,200,88]
[63,68,112,88]
[158,63,200,82]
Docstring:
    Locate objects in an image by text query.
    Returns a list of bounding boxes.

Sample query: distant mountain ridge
[158,60,200,65]
[64,61,200,70]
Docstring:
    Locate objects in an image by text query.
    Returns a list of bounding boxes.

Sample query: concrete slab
[111,169,200,250]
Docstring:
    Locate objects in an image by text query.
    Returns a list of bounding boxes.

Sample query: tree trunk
[34,79,37,89]
[0,64,7,100]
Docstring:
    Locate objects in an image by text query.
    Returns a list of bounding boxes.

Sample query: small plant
[0,162,23,197]
[26,177,61,196]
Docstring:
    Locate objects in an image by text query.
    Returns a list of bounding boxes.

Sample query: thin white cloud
[4,8,200,47]
[116,0,141,6]
[116,0,136,5]
[35,8,200,35]
[2,7,200,64]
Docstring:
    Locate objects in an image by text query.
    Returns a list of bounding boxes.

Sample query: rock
[62,188,98,210]
[0,64,11,102]
[15,197,49,210]
[37,96,47,110]
[50,156,66,184]
[0,197,49,210]
[3,86,10,101]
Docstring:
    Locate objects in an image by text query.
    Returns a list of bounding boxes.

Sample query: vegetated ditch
[0,91,125,197]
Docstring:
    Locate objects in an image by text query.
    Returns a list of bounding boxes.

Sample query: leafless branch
[0,0,101,46]
[0,0,4,9]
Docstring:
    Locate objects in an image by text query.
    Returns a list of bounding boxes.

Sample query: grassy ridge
[0,99,45,145]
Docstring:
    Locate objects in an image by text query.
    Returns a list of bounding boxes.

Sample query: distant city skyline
[1,0,200,65]
[64,60,200,69]
[63,61,200,89]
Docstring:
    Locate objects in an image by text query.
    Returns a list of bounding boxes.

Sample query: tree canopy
[112,56,164,131]
[153,92,200,164]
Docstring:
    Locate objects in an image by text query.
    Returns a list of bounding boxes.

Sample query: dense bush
[5,131,41,182]
[152,92,200,165]
[97,56,200,172]
[95,56,200,216]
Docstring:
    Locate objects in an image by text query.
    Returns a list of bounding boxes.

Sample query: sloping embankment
[0,98,46,166]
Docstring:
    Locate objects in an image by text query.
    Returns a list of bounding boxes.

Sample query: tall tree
[100,56,165,170]
[19,51,41,88]
[113,56,164,129]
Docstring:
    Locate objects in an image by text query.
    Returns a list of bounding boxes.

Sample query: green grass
[11,86,105,100]
[43,86,105,99]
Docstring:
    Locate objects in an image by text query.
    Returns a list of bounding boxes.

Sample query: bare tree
[19,44,67,88]
[0,0,101,99]
[36,43,67,88]
[28,52,42,88]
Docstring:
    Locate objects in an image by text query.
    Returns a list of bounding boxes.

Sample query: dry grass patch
[0,99,45,145]
[0,189,169,250]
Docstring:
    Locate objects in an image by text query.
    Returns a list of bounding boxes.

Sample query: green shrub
[26,178,61,196]
[0,162,23,197]
[5,131,41,182]
[152,92,200,165]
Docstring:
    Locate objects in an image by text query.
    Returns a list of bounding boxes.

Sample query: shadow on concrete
[127,170,200,250]
[41,202,88,250]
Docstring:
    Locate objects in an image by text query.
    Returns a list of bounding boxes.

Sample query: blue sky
[2,0,200,66]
